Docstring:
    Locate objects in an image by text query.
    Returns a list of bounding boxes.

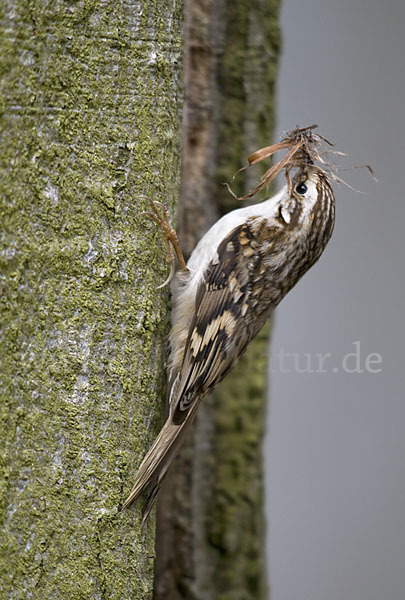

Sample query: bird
[122,126,336,523]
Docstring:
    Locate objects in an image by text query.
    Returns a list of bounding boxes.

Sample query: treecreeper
[123,125,337,523]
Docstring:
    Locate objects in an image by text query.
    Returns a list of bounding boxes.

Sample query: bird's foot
[140,197,187,288]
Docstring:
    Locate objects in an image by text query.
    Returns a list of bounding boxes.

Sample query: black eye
[295,182,307,195]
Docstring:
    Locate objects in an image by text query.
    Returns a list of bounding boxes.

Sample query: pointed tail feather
[122,417,189,513]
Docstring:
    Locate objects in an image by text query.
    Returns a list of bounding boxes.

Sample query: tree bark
[0,2,182,598]
[154,1,280,598]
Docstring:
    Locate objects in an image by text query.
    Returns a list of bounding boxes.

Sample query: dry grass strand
[226,124,375,201]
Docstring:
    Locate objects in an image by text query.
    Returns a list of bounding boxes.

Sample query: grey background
[265,1,405,599]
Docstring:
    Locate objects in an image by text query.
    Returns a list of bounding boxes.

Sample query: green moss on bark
[202,4,280,596]
[0,1,182,598]
[205,325,271,599]
[215,0,281,213]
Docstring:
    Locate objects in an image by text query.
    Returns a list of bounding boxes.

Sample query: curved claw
[150,200,164,209]
[157,261,175,289]
[139,210,154,220]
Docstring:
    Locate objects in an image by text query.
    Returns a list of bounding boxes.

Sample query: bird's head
[278,164,335,233]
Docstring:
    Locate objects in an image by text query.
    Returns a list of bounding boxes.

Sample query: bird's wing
[123,219,273,515]
[170,220,269,425]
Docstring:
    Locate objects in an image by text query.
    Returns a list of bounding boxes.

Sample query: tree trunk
[0,2,182,598]
[154,1,280,598]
